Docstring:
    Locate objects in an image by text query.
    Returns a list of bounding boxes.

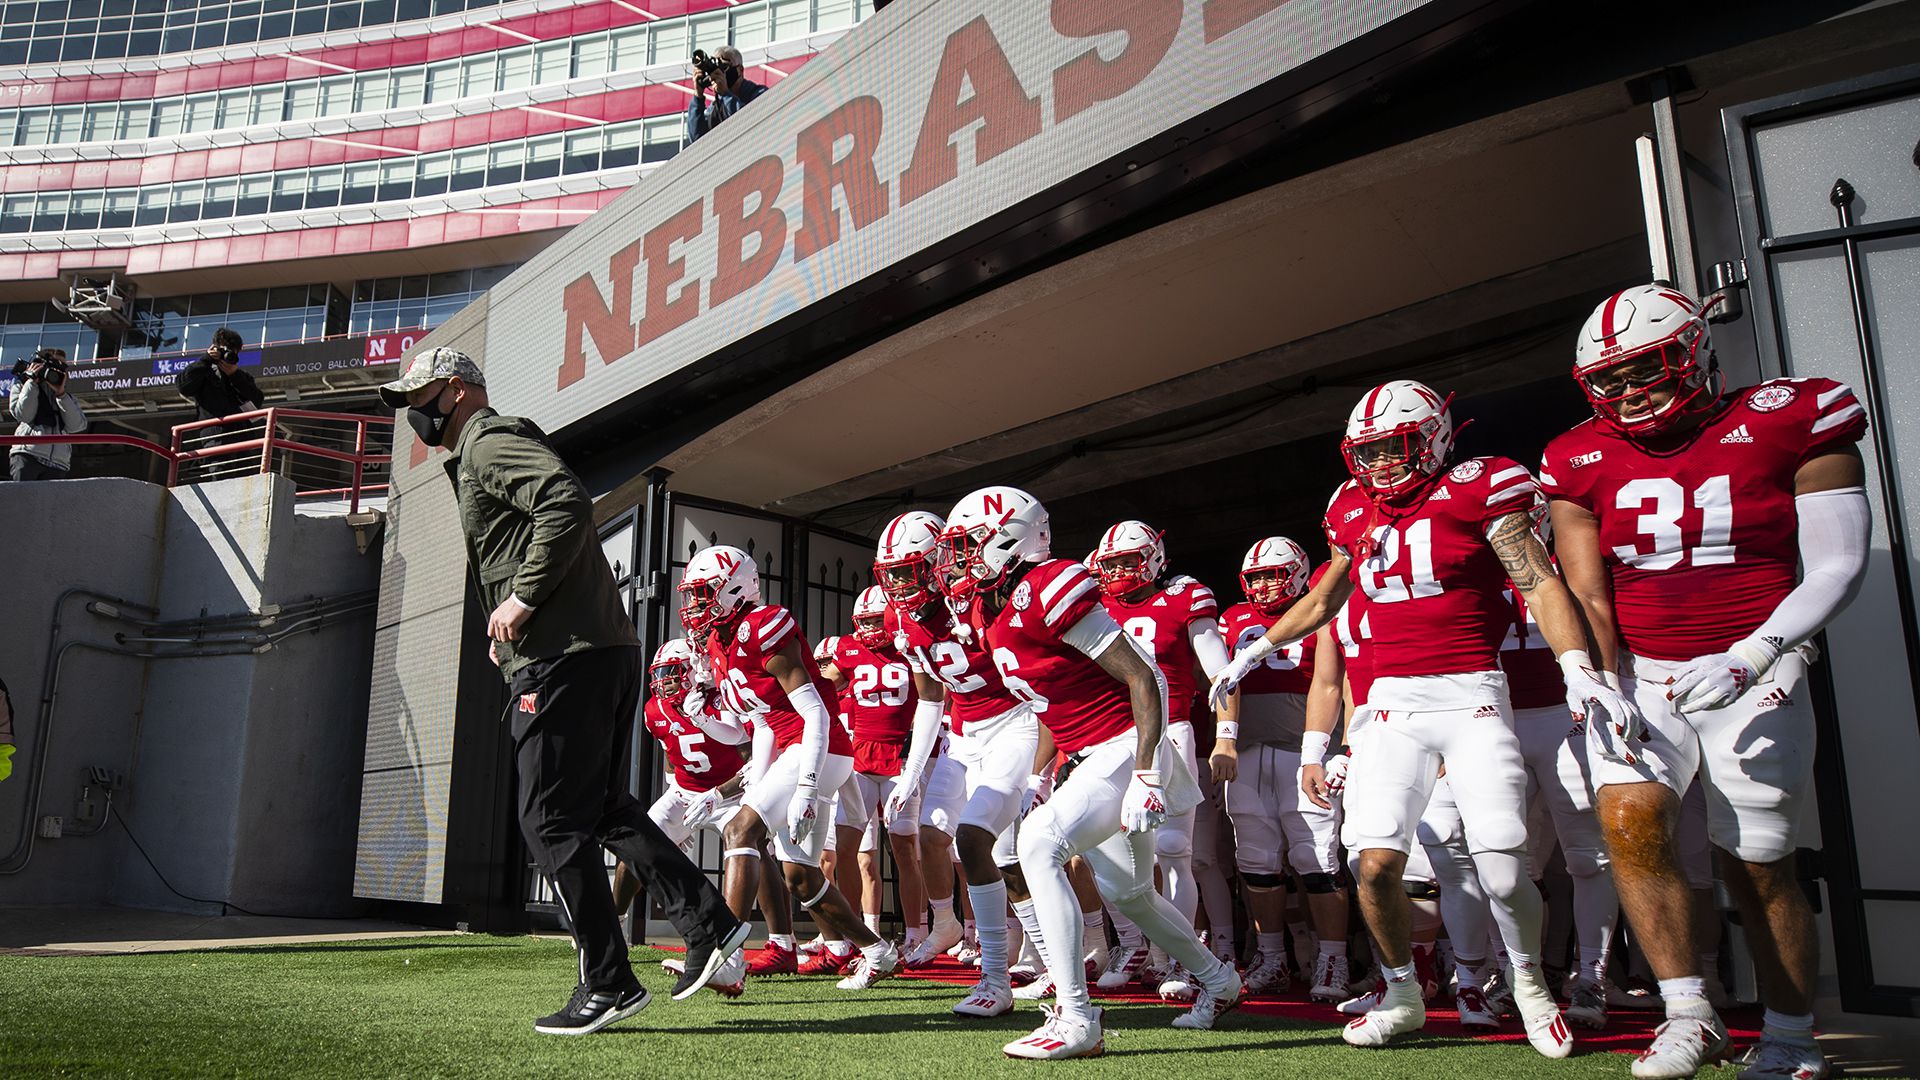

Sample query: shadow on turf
[175,939,522,957]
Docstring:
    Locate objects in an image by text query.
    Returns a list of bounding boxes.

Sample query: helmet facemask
[649,659,689,701]
[677,578,726,636]
[852,613,889,650]
[1341,425,1438,501]
[1240,567,1299,617]
[1577,326,1717,435]
[875,553,937,611]
[934,525,1000,601]
[1094,551,1154,598]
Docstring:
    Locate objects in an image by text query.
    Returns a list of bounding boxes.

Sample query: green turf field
[0,935,1656,1079]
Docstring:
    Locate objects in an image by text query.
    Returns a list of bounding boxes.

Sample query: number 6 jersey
[1540,378,1867,662]
[1321,455,1541,683]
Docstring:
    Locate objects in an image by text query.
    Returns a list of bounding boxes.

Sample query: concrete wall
[0,471,379,916]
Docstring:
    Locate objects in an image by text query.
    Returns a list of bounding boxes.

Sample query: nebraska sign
[478,0,1432,434]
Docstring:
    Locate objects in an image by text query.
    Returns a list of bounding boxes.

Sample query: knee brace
[799,877,833,910]
[1300,871,1341,895]
[1403,878,1441,901]
[1241,870,1285,891]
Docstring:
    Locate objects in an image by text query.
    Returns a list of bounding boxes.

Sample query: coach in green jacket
[382,348,748,1036]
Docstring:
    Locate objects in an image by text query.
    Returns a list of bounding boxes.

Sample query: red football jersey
[891,603,1021,737]
[1499,588,1564,710]
[833,635,917,775]
[1541,378,1867,661]
[1323,456,1540,682]
[643,696,747,793]
[1221,564,1327,697]
[973,559,1135,755]
[706,605,852,756]
[1102,575,1219,722]
[1333,591,1374,708]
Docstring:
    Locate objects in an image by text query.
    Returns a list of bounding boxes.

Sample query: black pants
[8,456,64,482]
[510,645,737,991]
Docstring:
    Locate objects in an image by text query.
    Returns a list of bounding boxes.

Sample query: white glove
[1560,650,1647,766]
[1120,770,1168,833]
[786,785,822,848]
[683,788,724,830]
[682,687,709,717]
[880,775,916,827]
[1667,639,1775,714]
[1019,772,1053,820]
[1208,644,1270,712]
[1322,753,1351,798]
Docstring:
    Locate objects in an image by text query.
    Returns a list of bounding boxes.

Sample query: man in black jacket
[684,45,764,145]
[175,328,265,447]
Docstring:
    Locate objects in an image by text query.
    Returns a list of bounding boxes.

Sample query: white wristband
[1729,636,1780,676]
[1214,721,1240,743]
[1301,730,1331,766]
[1237,635,1279,665]
[1557,649,1596,684]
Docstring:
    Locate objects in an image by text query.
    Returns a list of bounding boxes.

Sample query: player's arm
[1075,612,1165,770]
[1670,445,1870,713]
[1190,617,1238,778]
[887,684,945,824]
[1299,626,1345,809]
[744,715,776,790]
[1023,726,1057,814]
[766,638,833,788]
[1212,684,1241,783]
[1548,497,1621,673]
[1210,551,1351,708]
[690,704,750,746]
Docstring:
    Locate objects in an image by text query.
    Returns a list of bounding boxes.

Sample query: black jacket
[176,358,265,420]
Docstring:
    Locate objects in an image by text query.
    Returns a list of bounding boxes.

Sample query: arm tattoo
[1488,511,1557,592]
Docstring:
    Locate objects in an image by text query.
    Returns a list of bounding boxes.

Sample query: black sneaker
[533,983,650,1036]
[671,921,753,1001]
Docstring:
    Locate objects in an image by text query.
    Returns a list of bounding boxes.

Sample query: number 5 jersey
[1539,378,1866,662]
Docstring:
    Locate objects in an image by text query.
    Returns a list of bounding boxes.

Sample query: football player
[820,588,933,952]
[937,487,1243,1060]
[875,510,1043,1018]
[678,546,901,991]
[1213,379,1633,1057]
[1213,537,1350,999]
[1091,520,1231,1000]
[1542,286,1870,1079]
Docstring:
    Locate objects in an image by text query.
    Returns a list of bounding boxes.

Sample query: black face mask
[408,389,454,447]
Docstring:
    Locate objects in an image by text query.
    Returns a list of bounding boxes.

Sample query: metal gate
[1724,62,1920,1016]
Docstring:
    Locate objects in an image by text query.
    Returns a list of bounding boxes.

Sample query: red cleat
[747,942,798,976]
[797,950,851,977]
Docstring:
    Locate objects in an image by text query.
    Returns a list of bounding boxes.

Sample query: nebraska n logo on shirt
[1720,424,1754,444]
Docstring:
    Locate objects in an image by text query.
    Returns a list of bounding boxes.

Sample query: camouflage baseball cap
[378,346,485,408]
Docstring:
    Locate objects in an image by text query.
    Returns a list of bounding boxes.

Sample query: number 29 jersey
[1540,378,1866,662]
[1322,455,1541,682]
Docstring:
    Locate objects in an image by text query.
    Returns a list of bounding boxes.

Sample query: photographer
[176,328,265,446]
[685,46,764,146]
[6,347,89,482]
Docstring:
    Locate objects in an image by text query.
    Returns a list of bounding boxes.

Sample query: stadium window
[250,85,283,125]
[815,0,852,30]
[203,176,237,218]
[732,1,769,50]
[771,0,806,40]
[285,81,318,121]
[414,152,449,196]
[642,117,679,163]
[689,10,725,52]
[100,189,135,228]
[66,190,104,231]
[353,70,391,112]
[31,192,68,232]
[183,93,217,133]
[226,15,257,42]
[524,133,562,181]
[573,32,607,78]
[341,161,378,205]
[305,165,342,209]
[49,105,84,142]
[498,47,534,92]
[0,111,14,148]
[486,142,523,187]
[460,53,497,97]
[602,122,640,169]
[236,175,270,216]
[425,60,459,102]
[290,7,322,34]
[391,68,425,108]
[562,128,600,174]
[0,194,32,233]
[215,87,250,127]
[167,181,201,223]
[135,187,168,226]
[609,24,646,71]
[16,108,49,145]
[258,11,288,36]
[649,19,685,65]
[80,103,116,141]
[449,146,486,191]
[378,158,412,201]
[395,0,423,18]
[360,0,393,25]
[318,75,353,117]
[117,101,150,138]
[270,171,304,212]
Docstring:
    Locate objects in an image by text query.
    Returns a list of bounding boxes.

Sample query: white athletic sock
[1659,976,1709,1013]
[827,939,853,958]
[1085,906,1106,933]
[930,895,959,930]
[860,937,891,961]
[770,933,795,951]
[1319,939,1347,959]
[1110,907,1143,949]
[969,880,1011,985]
[1256,931,1287,960]
[1578,946,1607,985]
[1383,960,1417,985]
[1015,889,1084,1020]
[1456,960,1483,990]
[862,912,881,934]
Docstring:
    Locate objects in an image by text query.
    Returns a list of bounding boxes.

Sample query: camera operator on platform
[6,347,89,482]
[176,327,265,445]
[684,45,763,146]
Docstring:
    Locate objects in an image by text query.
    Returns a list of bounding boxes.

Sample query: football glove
[1018,772,1053,820]
[1322,753,1350,798]
[1667,639,1776,714]
[880,775,915,827]
[1207,643,1270,712]
[683,787,724,830]
[1560,651,1646,766]
[1120,770,1168,833]
[786,785,821,848]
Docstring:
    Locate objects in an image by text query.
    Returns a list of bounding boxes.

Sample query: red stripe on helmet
[1364,384,1389,416]
[1599,291,1623,346]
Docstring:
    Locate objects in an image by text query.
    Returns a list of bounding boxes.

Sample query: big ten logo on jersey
[1612,475,1734,570]
[852,660,912,707]
[1235,623,1304,670]
[906,642,988,695]
[1358,520,1443,604]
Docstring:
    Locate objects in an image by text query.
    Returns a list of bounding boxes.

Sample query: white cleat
[1095,945,1148,990]
[659,957,685,976]
[1342,975,1425,1047]
[835,942,899,991]
[1632,1009,1731,1079]
[1003,1006,1105,1060]
[1512,965,1574,1059]
[1455,983,1499,1032]
[798,933,828,958]
[1338,984,1386,1016]
[904,921,965,969]
[707,950,746,999]
[953,980,1014,1018]
[1084,940,1110,982]
[1172,967,1242,1030]
[1012,973,1057,1001]
[1736,1033,1829,1079]
[1244,950,1291,996]
[1309,954,1349,1003]
[1158,961,1195,1003]
[1563,975,1608,1031]
[1140,945,1170,988]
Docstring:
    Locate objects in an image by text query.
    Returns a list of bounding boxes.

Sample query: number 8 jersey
[1321,455,1541,683]
[1540,378,1867,662]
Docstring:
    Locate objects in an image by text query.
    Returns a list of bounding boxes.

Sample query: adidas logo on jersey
[1720,424,1755,444]
[1429,487,1452,501]
[1755,687,1793,710]
[1152,597,1169,607]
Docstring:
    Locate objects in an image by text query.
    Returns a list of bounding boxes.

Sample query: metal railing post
[351,419,367,516]
[258,407,275,475]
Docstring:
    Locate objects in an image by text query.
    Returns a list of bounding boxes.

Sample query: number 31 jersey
[1540,378,1866,662]
[1322,455,1540,681]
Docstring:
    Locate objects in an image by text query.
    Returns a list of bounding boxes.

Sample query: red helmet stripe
[1599,291,1623,346]
[1364,384,1388,416]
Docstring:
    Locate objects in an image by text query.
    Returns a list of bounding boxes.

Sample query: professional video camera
[11,348,68,383]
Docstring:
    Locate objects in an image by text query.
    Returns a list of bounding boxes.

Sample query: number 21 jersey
[1540,378,1866,662]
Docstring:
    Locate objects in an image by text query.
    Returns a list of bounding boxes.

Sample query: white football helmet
[678,544,760,636]
[851,585,891,650]
[813,634,839,666]
[936,486,1052,600]
[1574,284,1719,435]
[1240,537,1311,616]
[1341,379,1454,501]
[1093,520,1167,598]
[873,510,946,611]
[649,638,696,700]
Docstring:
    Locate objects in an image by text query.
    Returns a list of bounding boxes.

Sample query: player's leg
[1155,721,1202,929]
[884,775,928,947]
[1225,744,1290,995]
[912,745,969,965]
[949,709,1037,1014]
[1191,763,1235,966]
[1276,742,1350,1000]
[767,755,897,987]
[1524,703,1619,1028]
[1696,654,1826,1076]
[1342,718,1438,1046]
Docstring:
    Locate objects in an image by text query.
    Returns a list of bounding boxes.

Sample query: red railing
[3,408,392,515]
